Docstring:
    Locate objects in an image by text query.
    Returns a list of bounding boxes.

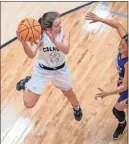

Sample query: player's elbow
[29,56,35,59]
[64,50,69,54]
[122,84,128,91]
[64,46,70,54]
[124,85,128,91]
[27,54,35,59]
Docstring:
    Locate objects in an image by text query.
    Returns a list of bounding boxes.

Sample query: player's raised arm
[85,12,127,38]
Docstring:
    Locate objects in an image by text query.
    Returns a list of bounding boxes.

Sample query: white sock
[73,104,80,111]
[25,82,28,88]
[119,120,126,125]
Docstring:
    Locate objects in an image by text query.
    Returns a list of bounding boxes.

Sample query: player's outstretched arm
[85,12,127,38]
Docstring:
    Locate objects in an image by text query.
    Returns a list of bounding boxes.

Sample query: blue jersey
[116,53,128,86]
[116,53,128,103]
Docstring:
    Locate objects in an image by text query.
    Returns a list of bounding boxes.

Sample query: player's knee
[62,88,73,97]
[24,101,34,108]
[65,88,73,93]
[112,107,125,122]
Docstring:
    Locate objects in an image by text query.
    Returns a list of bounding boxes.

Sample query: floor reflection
[1,105,34,144]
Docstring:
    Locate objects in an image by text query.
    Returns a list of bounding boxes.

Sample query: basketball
[17,18,42,41]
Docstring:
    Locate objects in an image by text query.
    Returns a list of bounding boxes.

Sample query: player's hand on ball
[34,39,43,47]
[85,12,100,23]
[16,31,25,43]
[95,88,109,100]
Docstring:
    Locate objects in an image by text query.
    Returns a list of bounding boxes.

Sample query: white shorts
[26,62,72,95]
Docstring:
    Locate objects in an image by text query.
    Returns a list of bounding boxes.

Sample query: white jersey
[37,29,66,67]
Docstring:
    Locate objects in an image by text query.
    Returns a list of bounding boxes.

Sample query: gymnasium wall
[1,2,88,45]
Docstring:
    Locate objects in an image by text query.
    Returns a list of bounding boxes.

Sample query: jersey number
[50,52,60,63]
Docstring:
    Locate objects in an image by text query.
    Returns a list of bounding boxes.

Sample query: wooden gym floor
[1,2,128,144]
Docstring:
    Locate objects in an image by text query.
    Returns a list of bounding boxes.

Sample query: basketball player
[85,12,128,139]
[16,12,82,121]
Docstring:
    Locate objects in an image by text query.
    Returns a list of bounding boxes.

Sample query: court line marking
[0,1,96,49]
